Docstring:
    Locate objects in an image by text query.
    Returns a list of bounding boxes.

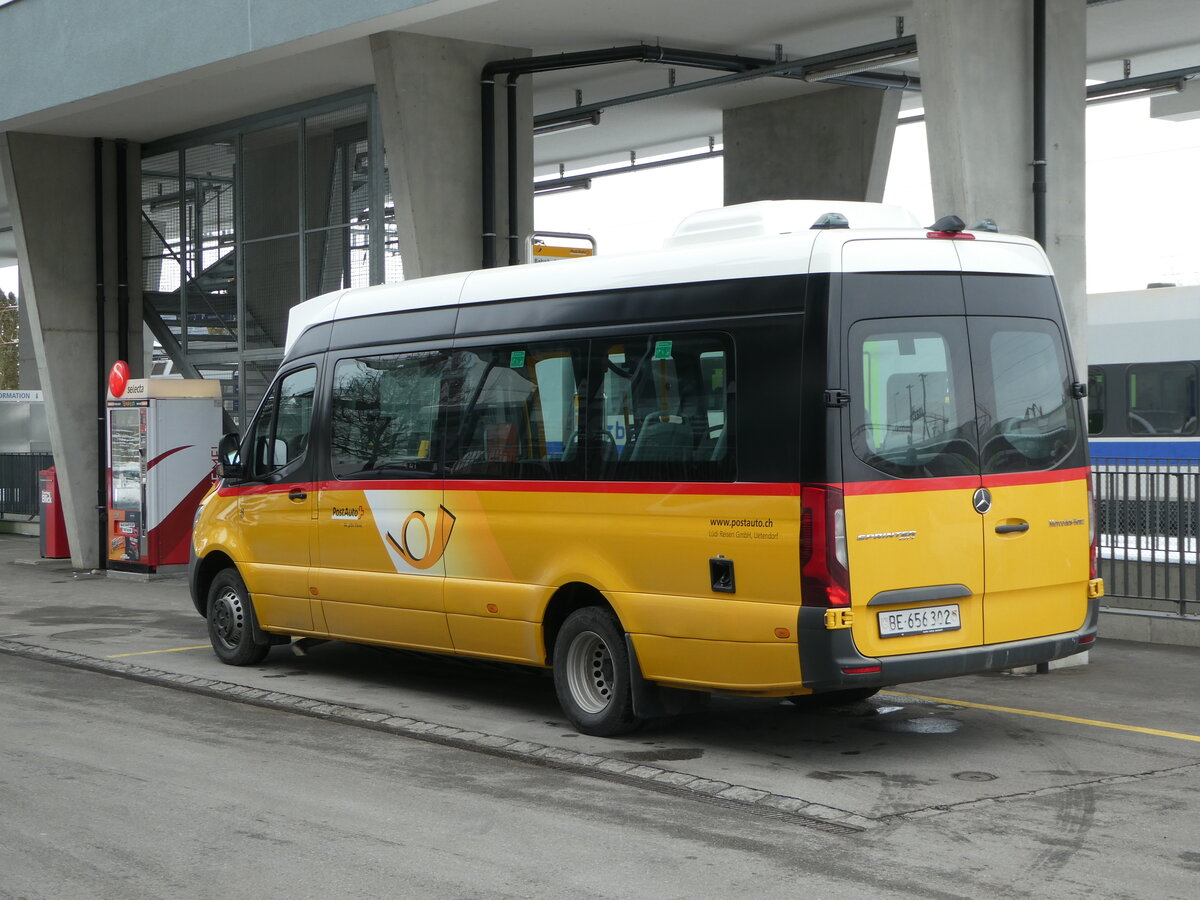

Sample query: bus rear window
[849,318,978,478]
[971,318,1080,473]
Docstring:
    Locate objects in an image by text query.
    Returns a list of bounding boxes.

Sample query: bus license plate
[878,604,961,638]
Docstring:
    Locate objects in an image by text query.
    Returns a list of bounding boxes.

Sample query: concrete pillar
[0,133,143,569]
[914,0,1087,368]
[371,31,532,278]
[723,86,903,206]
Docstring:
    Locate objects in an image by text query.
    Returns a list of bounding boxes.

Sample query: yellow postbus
[190,200,1103,736]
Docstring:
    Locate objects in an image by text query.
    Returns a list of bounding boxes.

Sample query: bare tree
[0,290,18,390]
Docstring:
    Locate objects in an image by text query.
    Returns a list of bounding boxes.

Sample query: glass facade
[141,90,399,426]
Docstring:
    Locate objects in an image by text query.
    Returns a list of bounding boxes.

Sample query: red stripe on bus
[983,467,1090,489]
[219,479,801,497]
[843,475,979,496]
[330,479,801,497]
[214,468,1088,499]
[216,481,318,497]
[844,467,1089,496]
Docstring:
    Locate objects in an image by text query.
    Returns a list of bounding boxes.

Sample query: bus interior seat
[628,411,693,461]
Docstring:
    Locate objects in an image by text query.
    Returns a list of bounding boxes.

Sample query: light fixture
[803,50,919,83]
[532,111,602,137]
[1086,78,1186,105]
[533,178,592,195]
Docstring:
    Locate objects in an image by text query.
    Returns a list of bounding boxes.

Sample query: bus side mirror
[217,432,244,481]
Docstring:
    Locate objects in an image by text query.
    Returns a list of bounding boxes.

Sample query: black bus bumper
[796,597,1101,693]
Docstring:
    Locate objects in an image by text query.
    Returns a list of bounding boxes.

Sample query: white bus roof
[284,200,1052,355]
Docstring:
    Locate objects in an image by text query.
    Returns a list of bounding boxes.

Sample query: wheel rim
[565,629,615,714]
[211,586,246,651]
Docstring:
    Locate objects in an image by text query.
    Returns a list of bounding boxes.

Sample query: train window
[1088,368,1105,434]
[1127,363,1198,435]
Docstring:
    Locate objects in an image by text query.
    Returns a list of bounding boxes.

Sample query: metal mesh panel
[241,359,284,427]
[243,123,300,241]
[383,163,404,282]
[183,144,237,350]
[142,151,183,331]
[242,236,300,350]
[194,363,240,427]
[306,229,347,297]
[304,105,371,297]
[140,92,392,422]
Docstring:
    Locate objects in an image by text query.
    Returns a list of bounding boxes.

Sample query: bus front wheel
[553,607,639,737]
[207,568,270,666]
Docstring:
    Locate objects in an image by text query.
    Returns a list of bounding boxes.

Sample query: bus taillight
[801,485,850,607]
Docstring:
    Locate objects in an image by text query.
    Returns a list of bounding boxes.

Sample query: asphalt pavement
[1,532,1198,850]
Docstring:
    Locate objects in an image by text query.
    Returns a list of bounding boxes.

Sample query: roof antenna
[928,215,967,233]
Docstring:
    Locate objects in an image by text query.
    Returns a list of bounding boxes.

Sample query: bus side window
[1087,368,1105,434]
[601,332,734,482]
[445,342,584,480]
[330,351,445,479]
[247,366,316,479]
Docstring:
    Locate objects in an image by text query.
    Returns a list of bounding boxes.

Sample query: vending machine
[107,363,223,572]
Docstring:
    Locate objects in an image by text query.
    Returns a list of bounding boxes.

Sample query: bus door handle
[995,522,1029,534]
[289,488,308,502]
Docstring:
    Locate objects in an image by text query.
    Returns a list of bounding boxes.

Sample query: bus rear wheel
[553,607,639,737]
[207,568,270,666]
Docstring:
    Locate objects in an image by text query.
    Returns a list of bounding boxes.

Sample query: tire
[788,687,880,708]
[552,607,640,737]
[207,568,270,666]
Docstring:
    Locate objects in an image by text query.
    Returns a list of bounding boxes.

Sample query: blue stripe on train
[1088,439,1200,461]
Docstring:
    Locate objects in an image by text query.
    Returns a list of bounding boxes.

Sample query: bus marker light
[774,627,791,639]
[842,665,882,675]
[486,604,499,614]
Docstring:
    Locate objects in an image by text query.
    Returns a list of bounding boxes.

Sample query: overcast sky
[2,94,1198,300]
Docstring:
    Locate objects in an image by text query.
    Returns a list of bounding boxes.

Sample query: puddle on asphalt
[866,716,962,735]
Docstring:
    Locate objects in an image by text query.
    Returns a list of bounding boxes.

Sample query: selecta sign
[108,360,131,398]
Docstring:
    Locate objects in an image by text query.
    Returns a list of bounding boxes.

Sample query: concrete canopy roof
[2,0,1199,265]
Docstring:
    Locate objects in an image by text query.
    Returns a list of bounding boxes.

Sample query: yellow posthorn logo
[386,506,456,570]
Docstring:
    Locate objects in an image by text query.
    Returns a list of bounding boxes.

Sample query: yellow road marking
[106,645,211,659]
[889,691,1200,744]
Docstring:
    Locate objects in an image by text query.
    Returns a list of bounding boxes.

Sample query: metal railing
[1092,457,1199,617]
[0,452,54,519]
